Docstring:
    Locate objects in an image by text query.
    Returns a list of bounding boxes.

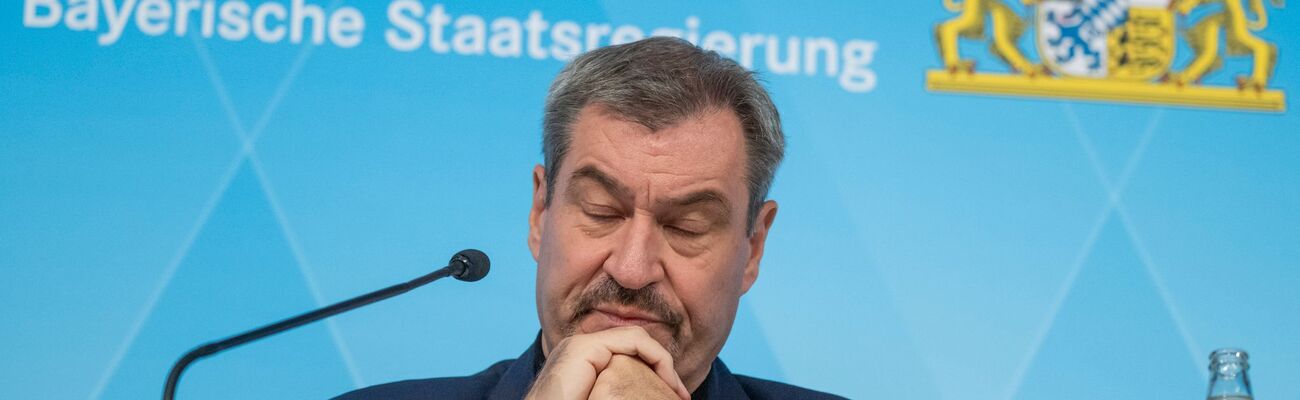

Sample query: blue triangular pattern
[1062,103,1160,187]
[97,164,354,399]
[1015,216,1203,400]
[196,33,312,135]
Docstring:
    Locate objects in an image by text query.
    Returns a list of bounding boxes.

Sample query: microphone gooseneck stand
[162,249,489,400]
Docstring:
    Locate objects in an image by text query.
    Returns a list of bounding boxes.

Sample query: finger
[604,352,691,400]
[587,326,690,399]
[603,354,690,400]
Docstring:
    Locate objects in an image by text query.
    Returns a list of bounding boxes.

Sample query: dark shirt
[334,334,844,400]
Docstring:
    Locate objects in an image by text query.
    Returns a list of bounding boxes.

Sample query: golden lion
[935,0,1046,75]
[1165,0,1284,91]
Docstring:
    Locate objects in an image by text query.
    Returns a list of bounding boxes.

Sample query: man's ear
[741,200,778,294]
[528,165,547,262]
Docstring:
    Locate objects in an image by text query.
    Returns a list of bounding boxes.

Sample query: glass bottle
[1206,348,1253,400]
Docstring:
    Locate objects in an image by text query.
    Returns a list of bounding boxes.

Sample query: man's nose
[603,212,666,290]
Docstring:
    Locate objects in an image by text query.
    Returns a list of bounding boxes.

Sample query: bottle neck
[1207,368,1251,399]
[1207,349,1252,400]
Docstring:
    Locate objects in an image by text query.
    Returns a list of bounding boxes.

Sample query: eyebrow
[567,165,733,226]
[568,165,633,203]
[661,190,732,226]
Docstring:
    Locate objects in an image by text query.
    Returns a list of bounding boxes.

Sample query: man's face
[528,104,777,387]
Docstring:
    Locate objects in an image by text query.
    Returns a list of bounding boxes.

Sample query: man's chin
[577,311,678,348]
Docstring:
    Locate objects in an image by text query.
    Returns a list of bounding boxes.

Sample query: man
[337,37,842,399]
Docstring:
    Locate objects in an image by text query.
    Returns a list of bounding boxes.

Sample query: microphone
[162,249,490,400]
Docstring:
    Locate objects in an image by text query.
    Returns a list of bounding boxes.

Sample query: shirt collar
[692,358,750,400]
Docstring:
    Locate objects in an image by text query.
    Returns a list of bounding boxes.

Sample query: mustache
[570,276,683,332]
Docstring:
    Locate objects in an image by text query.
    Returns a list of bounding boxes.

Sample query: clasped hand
[524,326,691,400]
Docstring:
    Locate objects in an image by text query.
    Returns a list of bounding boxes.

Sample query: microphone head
[449,249,490,282]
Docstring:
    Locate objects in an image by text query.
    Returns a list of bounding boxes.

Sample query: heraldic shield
[927,0,1285,112]
[1036,0,1175,80]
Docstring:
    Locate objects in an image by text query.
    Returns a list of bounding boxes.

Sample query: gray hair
[542,37,784,233]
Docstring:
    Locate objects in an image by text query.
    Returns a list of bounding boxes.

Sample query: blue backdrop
[3,1,1297,399]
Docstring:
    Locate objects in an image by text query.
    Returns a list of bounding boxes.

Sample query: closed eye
[665,225,705,238]
[583,208,623,222]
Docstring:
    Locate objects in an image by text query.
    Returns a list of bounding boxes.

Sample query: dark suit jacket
[334,335,844,400]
